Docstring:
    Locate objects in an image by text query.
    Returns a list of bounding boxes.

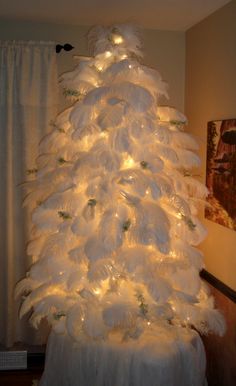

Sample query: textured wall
[185,0,236,290]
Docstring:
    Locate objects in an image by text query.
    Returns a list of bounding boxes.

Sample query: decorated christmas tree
[16,25,225,342]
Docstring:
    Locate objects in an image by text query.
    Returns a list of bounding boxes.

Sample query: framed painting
[205,119,236,230]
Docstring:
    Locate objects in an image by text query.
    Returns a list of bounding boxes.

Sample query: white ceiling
[0,0,231,31]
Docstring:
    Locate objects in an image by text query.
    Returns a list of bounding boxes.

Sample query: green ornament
[53,311,66,320]
[58,211,72,220]
[136,293,148,317]
[63,88,81,98]
[58,157,66,164]
[49,120,65,133]
[122,219,131,232]
[170,120,186,126]
[140,161,148,169]
[181,214,196,230]
[27,168,38,175]
[88,198,97,207]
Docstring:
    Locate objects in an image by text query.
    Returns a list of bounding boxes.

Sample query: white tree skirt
[40,325,207,386]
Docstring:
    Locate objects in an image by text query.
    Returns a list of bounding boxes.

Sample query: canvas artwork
[205,119,236,230]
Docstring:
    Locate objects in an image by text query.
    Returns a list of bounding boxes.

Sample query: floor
[0,369,42,386]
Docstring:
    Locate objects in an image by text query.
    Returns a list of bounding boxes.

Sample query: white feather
[110,126,132,152]
[172,131,199,150]
[133,202,170,253]
[54,107,73,133]
[158,106,187,125]
[88,258,114,282]
[169,266,201,296]
[66,304,85,340]
[88,24,142,58]
[185,177,209,199]
[97,103,125,129]
[112,82,154,112]
[83,86,109,105]
[147,277,172,303]
[119,246,151,273]
[15,278,36,299]
[42,190,83,214]
[26,235,46,257]
[19,282,55,318]
[103,302,137,328]
[92,141,121,171]
[71,216,96,237]
[99,208,125,252]
[200,307,226,336]
[39,129,68,154]
[155,144,179,164]
[70,103,95,129]
[154,125,171,145]
[176,149,201,169]
[84,235,109,261]
[60,61,99,88]
[83,308,107,339]
[169,194,191,217]
[32,207,62,232]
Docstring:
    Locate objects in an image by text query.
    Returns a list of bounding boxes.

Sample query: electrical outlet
[0,351,27,370]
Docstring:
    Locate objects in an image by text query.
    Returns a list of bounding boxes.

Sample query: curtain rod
[56,43,74,53]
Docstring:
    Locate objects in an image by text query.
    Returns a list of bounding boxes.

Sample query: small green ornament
[140,161,148,169]
[170,120,186,126]
[58,127,66,133]
[27,168,38,175]
[63,88,81,98]
[136,293,148,317]
[88,198,97,207]
[53,311,66,320]
[183,170,191,177]
[58,211,72,220]
[49,120,65,133]
[122,219,131,232]
[181,214,196,230]
[58,157,66,164]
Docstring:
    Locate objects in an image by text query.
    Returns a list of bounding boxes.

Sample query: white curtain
[0,41,59,347]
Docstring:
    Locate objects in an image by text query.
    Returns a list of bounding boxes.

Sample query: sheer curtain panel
[0,41,59,347]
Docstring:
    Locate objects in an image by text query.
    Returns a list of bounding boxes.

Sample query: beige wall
[185,1,236,290]
[0,19,185,111]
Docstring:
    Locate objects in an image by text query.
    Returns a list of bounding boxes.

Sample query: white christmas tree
[16,25,225,342]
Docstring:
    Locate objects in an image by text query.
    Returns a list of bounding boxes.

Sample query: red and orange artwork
[205,119,236,230]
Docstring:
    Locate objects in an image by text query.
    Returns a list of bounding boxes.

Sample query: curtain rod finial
[56,43,74,53]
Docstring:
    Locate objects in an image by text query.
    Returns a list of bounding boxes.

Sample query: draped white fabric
[40,327,207,386]
[0,41,59,347]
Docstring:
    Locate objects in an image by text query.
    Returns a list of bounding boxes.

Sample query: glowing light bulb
[105,51,112,58]
[112,34,123,45]
[128,64,132,69]
[100,131,108,138]
[121,54,128,59]
[94,288,100,295]
[81,317,85,322]
[115,213,119,218]
[123,156,135,169]
[145,189,149,195]
[147,321,151,326]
